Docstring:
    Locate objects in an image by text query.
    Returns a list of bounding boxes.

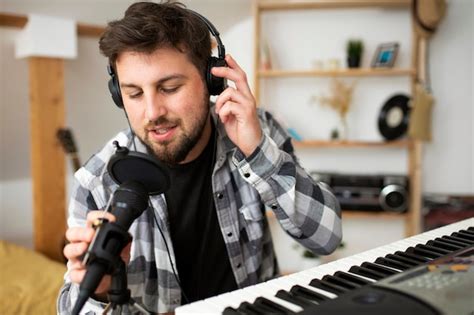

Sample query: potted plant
[347,39,364,68]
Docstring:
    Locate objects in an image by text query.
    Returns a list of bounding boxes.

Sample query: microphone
[72,142,170,315]
[72,181,149,315]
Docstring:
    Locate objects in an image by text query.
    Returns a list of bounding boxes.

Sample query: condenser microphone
[72,142,170,315]
[72,181,149,315]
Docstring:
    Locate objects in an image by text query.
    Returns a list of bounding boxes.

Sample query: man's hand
[63,211,132,297]
[212,54,262,157]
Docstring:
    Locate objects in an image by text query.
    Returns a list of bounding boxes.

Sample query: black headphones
[107,9,227,109]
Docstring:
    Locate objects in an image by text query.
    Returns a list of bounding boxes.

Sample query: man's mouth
[148,124,178,141]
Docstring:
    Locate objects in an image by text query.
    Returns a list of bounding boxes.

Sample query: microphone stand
[103,260,151,315]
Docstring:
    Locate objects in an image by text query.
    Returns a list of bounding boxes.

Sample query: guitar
[57,128,82,172]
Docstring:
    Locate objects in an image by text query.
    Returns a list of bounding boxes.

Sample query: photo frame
[371,42,400,68]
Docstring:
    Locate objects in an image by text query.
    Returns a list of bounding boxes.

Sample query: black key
[333,271,372,286]
[237,301,264,315]
[394,251,430,263]
[460,229,474,237]
[443,235,473,246]
[309,278,348,295]
[276,290,314,308]
[452,232,474,243]
[437,236,469,248]
[407,246,443,259]
[385,253,420,267]
[375,257,411,271]
[361,262,399,276]
[348,265,386,281]
[223,307,241,315]
[253,297,294,314]
[415,244,450,255]
[290,285,330,303]
[322,274,360,290]
[457,230,474,241]
[427,239,463,251]
[468,227,474,232]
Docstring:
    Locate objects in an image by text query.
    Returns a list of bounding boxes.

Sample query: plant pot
[347,56,361,68]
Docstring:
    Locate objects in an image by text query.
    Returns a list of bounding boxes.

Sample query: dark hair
[99,1,211,78]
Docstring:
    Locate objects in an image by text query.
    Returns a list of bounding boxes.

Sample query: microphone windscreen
[107,149,170,195]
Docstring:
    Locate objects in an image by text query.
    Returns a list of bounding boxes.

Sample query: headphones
[107,9,227,109]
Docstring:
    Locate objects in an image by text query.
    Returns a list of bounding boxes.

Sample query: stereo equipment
[311,172,409,213]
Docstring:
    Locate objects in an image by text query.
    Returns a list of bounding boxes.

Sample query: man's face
[116,48,210,164]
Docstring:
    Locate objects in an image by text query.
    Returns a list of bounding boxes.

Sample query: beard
[141,102,210,165]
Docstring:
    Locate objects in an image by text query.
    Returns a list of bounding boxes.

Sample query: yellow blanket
[0,240,66,314]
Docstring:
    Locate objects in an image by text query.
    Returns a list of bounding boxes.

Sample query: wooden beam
[29,57,66,262]
[0,12,105,37]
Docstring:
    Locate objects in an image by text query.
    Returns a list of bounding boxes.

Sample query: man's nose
[145,94,167,121]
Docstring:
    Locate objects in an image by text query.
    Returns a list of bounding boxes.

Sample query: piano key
[437,236,471,248]
[321,274,361,289]
[443,235,473,246]
[393,250,430,263]
[374,257,411,271]
[415,244,450,256]
[308,278,349,294]
[406,246,443,259]
[348,265,385,280]
[460,229,474,237]
[236,301,265,315]
[223,307,241,315]
[451,232,474,243]
[385,253,420,267]
[426,239,464,251]
[285,285,331,306]
[275,290,315,308]
[253,297,296,314]
[333,271,372,286]
[361,262,399,276]
[457,230,474,241]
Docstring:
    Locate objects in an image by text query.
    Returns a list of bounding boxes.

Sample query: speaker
[107,8,227,109]
[312,172,409,213]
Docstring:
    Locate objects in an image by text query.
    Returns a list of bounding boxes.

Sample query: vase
[347,56,360,68]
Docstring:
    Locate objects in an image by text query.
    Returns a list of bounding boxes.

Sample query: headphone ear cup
[206,57,227,96]
[108,74,125,109]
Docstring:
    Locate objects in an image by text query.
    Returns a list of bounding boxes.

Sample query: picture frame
[371,42,400,68]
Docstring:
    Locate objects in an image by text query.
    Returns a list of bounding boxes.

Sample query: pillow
[0,240,66,314]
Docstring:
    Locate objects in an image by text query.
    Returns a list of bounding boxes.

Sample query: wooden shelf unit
[253,0,423,236]
[259,68,415,78]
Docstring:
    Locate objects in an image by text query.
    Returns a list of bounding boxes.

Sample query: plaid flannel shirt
[57,108,342,314]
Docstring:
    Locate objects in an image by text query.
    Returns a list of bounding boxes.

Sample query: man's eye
[160,86,179,94]
[129,92,142,99]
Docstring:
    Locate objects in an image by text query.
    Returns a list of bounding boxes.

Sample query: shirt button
[271,203,278,210]
[237,263,242,268]
[244,173,250,178]
[227,232,233,237]
[216,193,224,199]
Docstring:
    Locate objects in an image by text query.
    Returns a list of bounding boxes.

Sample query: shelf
[293,139,411,148]
[258,68,415,78]
[342,210,406,219]
[257,0,411,11]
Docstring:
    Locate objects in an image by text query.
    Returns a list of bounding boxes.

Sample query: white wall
[0,1,472,272]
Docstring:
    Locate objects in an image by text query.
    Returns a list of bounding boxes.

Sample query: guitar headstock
[57,128,78,154]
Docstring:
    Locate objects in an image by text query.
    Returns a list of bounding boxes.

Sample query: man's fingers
[86,210,116,227]
[65,226,95,243]
[63,241,89,260]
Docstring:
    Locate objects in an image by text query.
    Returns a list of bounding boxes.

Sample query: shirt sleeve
[231,110,342,255]
[57,176,108,314]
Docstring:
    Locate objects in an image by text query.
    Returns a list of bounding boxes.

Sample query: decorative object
[408,84,434,141]
[326,58,341,70]
[313,78,356,140]
[378,94,411,141]
[371,42,399,68]
[260,40,272,70]
[346,39,364,68]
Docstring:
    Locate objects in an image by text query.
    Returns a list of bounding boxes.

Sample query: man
[58,1,342,314]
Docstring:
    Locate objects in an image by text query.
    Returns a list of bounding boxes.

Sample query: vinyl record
[378,94,410,141]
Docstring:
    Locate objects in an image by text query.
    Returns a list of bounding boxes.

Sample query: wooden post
[29,57,66,262]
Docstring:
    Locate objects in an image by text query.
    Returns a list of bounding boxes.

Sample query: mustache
[146,117,180,127]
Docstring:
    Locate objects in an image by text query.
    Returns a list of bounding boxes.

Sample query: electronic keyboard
[175,218,473,314]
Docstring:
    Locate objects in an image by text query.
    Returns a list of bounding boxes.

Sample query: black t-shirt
[164,126,237,303]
